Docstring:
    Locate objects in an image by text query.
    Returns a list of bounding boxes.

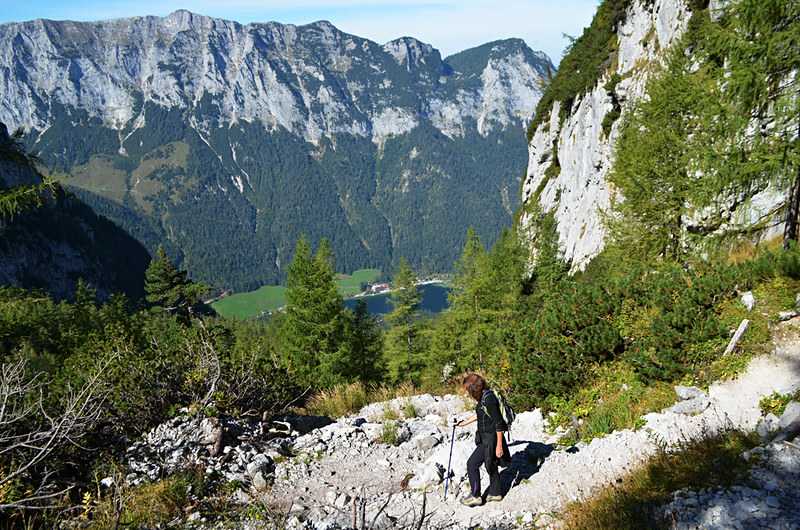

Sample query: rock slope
[0,122,150,301]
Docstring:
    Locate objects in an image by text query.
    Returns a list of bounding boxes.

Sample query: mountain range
[0,11,553,292]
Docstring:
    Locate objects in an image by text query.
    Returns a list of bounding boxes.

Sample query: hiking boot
[486,494,503,502]
[460,495,484,507]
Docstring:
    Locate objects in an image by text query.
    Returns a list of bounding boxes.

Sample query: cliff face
[519,0,787,269]
[0,12,554,289]
[1,12,550,144]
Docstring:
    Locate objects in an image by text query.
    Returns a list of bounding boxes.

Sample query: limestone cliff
[519,0,788,269]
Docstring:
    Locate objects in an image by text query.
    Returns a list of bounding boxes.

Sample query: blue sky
[0,1,599,64]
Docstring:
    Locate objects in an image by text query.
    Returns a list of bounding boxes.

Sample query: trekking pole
[444,421,456,500]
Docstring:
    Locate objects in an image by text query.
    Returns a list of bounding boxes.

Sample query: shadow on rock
[501,441,554,492]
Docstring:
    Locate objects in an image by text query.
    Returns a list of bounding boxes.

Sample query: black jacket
[476,389,507,435]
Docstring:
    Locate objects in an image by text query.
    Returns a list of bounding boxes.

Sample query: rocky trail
[123,318,800,529]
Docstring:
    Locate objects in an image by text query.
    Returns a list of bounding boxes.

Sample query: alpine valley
[0,11,553,293]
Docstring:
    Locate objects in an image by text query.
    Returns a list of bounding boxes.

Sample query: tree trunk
[475,293,482,370]
[783,172,800,250]
[784,109,800,250]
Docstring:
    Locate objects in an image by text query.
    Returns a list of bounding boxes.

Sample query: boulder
[741,291,755,311]
[757,413,781,438]
[674,385,707,401]
[778,401,800,429]
[411,434,441,453]
[407,462,445,489]
[509,409,545,441]
[251,471,269,491]
[281,415,335,434]
[666,397,711,415]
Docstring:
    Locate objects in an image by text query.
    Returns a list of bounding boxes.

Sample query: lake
[343,283,451,315]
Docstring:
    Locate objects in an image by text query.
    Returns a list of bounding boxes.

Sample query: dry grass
[723,236,782,266]
[559,428,760,529]
[303,380,429,419]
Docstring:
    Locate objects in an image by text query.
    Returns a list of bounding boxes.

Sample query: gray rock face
[0,13,551,145]
[519,0,787,270]
[675,386,708,401]
[779,401,800,428]
[666,397,711,415]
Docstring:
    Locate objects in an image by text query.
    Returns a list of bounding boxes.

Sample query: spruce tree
[280,236,348,387]
[344,299,384,383]
[144,244,211,324]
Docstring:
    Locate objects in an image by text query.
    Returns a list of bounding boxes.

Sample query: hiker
[454,373,510,507]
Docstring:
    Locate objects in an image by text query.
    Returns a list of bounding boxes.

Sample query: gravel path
[268,318,800,529]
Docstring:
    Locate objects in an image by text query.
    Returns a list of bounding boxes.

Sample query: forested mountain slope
[0,122,150,301]
[0,12,553,291]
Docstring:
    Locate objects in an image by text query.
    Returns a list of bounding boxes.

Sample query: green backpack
[481,388,516,435]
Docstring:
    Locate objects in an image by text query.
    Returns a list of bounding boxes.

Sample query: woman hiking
[454,373,510,507]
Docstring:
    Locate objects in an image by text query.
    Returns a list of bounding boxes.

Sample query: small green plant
[760,389,800,417]
[383,405,399,422]
[377,420,399,445]
[402,399,417,419]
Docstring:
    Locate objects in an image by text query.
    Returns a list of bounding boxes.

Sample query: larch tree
[446,227,492,370]
[385,257,422,383]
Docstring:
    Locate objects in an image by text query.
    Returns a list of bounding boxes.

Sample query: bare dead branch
[0,350,118,511]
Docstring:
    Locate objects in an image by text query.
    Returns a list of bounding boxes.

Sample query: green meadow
[336,269,381,296]
[212,269,380,319]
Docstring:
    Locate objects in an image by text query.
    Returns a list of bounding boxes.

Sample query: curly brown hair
[462,373,488,401]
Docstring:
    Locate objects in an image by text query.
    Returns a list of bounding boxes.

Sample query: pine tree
[144,244,211,324]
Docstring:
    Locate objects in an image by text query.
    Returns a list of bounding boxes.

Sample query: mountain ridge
[0,12,553,292]
[0,123,151,302]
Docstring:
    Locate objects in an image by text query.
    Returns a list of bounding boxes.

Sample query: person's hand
[452,419,461,428]
[495,445,504,458]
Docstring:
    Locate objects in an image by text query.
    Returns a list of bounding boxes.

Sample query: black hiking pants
[466,433,508,497]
